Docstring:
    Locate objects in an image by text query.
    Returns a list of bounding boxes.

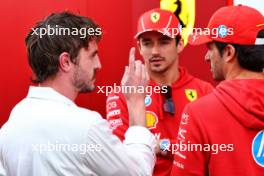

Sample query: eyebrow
[206,42,213,48]
[90,50,98,56]
[159,36,173,42]
[141,38,151,42]
[141,36,172,42]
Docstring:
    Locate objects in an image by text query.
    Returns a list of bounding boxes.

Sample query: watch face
[160,139,170,151]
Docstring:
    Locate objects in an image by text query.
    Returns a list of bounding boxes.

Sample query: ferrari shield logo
[150,12,160,23]
[185,89,197,102]
[160,0,196,46]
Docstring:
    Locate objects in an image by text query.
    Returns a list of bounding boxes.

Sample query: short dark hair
[25,12,101,83]
[214,30,264,72]
[175,35,181,45]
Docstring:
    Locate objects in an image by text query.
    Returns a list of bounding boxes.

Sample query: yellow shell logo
[160,0,196,46]
[185,89,197,102]
[146,111,158,129]
[150,12,160,23]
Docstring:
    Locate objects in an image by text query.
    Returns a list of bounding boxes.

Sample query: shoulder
[74,107,104,124]
[178,67,214,92]
[187,76,214,96]
[191,77,213,88]
[184,91,218,117]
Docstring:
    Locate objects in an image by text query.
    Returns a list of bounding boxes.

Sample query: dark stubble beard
[73,69,96,93]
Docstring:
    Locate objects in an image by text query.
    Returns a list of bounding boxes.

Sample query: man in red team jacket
[106,8,213,176]
[171,5,264,176]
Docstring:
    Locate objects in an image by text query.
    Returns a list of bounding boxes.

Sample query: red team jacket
[106,67,213,176]
[171,79,264,176]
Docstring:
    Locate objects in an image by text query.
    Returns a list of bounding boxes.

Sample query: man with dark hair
[0,12,156,175]
[106,8,213,176]
[171,5,264,175]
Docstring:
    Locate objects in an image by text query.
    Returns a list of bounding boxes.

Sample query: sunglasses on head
[161,86,175,116]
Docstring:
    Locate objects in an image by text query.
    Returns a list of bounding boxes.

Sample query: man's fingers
[129,47,135,73]
[121,66,129,86]
[141,64,146,83]
[134,60,142,79]
[145,66,150,82]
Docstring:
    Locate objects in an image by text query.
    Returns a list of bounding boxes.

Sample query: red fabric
[188,5,264,46]
[106,67,213,176]
[135,8,180,38]
[171,79,264,176]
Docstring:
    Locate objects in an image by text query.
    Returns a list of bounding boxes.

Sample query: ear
[58,52,73,72]
[223,44,236,63]
[176,38,184,54]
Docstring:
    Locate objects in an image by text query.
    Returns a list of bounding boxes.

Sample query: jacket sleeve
[84,117,156,176]
[106,92,129,141]
[171,104,209,176]
[0,128,5,176]
[0,154,6,176]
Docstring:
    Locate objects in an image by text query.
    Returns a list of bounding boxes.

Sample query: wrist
[127,100,146,126]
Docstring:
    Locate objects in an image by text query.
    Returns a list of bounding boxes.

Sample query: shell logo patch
[150,12,160,23]
[146,111,158,129]
[185,89,197,102]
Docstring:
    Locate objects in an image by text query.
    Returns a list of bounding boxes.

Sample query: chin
[213,75,223,81]
[79,85,95,93]
[151,66,167,73]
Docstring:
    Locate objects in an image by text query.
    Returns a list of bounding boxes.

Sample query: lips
[149,57,164,63]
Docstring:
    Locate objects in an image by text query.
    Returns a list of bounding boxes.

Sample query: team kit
[0,4,264,176]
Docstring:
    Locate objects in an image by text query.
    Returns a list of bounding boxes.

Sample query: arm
[106,92,129,141]
[107,47,149,139]
[84,118,156,176]
[91,47,155,175]
[171,104,209,176]
[0,156,6,176]
[0,128,6,176]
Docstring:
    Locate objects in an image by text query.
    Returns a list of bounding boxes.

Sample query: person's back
[0,12,156,176]
[0,86,154,176]
[171,5,264,175]
[0,87,103,175]
[172,79,264,175]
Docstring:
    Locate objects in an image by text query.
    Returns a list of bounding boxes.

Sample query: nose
[205,50,210,63]
[95,55,102,70]
[151,43,160,56]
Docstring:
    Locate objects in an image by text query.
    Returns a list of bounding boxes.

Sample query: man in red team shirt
[106,8,213,176]
[171,5,264,176]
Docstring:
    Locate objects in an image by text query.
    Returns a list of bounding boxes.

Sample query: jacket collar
[27,86,76,107]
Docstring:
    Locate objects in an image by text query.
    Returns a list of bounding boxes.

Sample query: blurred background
[0,0,263,127]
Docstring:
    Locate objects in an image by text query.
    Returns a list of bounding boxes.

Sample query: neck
[225,67,264,80]
[39,76,78,101]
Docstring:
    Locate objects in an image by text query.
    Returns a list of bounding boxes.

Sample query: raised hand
[121,47,149,126]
